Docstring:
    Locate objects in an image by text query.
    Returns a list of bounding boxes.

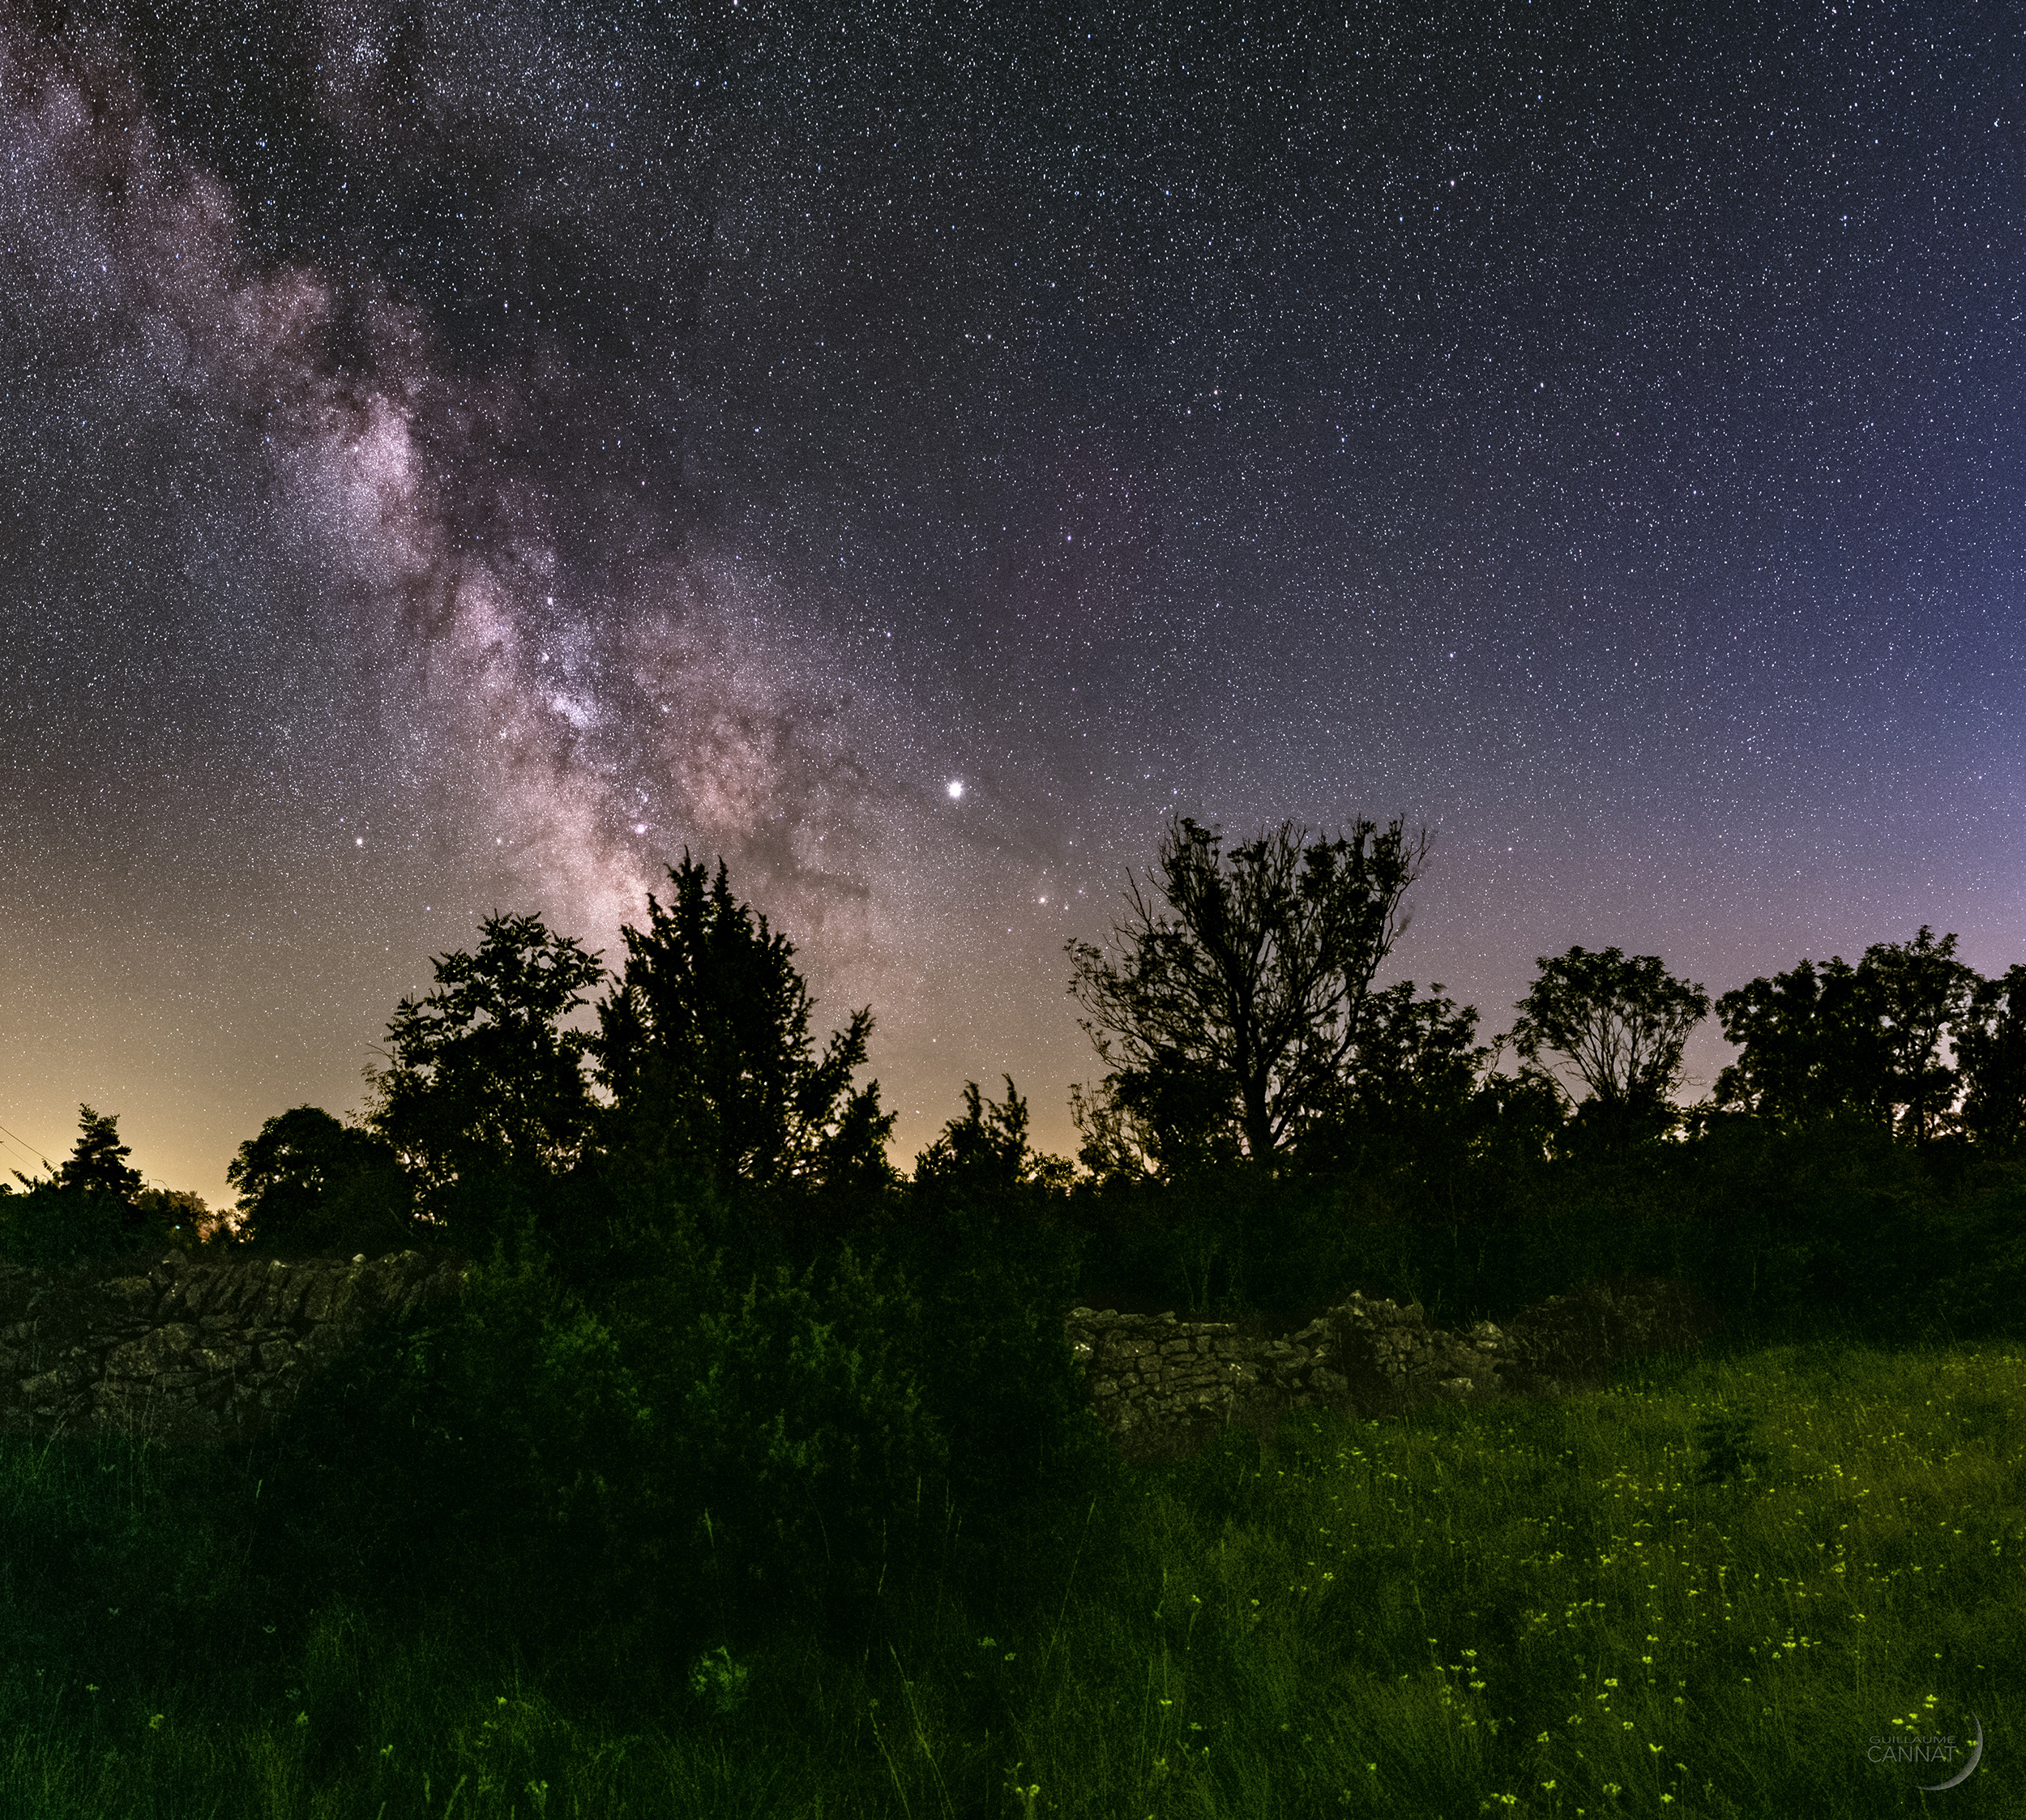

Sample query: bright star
[947,779,964,800]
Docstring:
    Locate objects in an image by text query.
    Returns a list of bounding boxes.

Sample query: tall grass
[1,1323,2015,1816]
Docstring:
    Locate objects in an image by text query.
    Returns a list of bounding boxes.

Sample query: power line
[0,1115,56,1177]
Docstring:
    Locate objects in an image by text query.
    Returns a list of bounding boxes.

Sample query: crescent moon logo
[1918,1712,1984,1791]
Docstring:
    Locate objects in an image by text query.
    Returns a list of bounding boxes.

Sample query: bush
[250,1236,652,1648]
[0,1184,147,1265]
[1933,1173,2026,1340]
[661,1245,946,1635]
[254,1227,955,1664]
[892,1214,1115,1544]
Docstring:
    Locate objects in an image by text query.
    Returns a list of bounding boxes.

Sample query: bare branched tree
[1067,815,1428,1166]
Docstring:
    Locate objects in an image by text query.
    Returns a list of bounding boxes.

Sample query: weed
[1690,1408,1775,1489]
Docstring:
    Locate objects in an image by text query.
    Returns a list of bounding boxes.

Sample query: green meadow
[1,1314,2014,1818]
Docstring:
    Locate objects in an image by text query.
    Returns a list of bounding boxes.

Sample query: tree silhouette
[1510,947,1709,1147]
[135,1187,212,1249]
[596,854,895,1206]
[0,1106,151,1261]
[1865,928,1978,1143]
[227,1106,414,1254]
[1300,980,1505,1192]
[1716,929,1978,1142]
[1958,964,2026,1149]
[913,1077,1071,1202]
[1066,815,1427,1168]
[55,1104,144,1201]
[368,912,605,1249]
[1323,980,1489,1138]
[1714,956,1887,1127]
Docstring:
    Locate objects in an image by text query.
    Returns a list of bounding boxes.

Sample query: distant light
[354,837,364,847]
[947,779,964,800]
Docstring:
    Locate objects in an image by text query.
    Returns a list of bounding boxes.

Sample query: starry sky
[3,0,2024,1207]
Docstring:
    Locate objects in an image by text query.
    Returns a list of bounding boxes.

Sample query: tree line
[1068,816,2026,1172]
[8,818,2025,1269]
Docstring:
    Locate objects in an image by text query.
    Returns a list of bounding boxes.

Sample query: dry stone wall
[0,1245,1716,1461]
[1065,1276,1722,1462]
[0,1249,468,1446]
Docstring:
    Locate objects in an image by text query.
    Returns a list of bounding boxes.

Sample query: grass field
[1,1325,2016,1818]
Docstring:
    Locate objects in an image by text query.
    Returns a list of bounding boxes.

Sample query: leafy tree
[908,1076,1078,1275]
[368,912,605,1250]
[1716,929,1979,1143]
[596,854,896,1210]
[1067,814,1427,1168]
[1510,947,1710,1147]
[1067,1057,1237,1183]
[135,1187,212,1250]
[227,1106,415,1254]
[1958,964,2026,1149]
[913,1077,1072,1200]
[1466,1065,1570,1173]
[1322,981,1488,1140]
[1292,983,1578,1224]
[1714,956,1887,1126]
[1865,928,1978,1143]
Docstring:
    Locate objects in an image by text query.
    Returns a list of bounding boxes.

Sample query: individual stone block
[167,1271,217,1318]
[251,1265,308,1326]
[105,1324,197,1378]
[302,1267,364,1323]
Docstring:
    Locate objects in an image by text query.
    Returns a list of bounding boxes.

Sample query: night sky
[4,0,2024,1207]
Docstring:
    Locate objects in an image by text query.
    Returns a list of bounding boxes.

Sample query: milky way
[4,0,2025,1201]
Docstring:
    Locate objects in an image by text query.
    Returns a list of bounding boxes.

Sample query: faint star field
[2,0,2023,1200]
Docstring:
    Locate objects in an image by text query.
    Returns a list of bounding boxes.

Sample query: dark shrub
[256,1227,954,1662]
[659,1245,947,1636]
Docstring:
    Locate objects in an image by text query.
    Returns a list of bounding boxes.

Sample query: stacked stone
[1319,1291,1525,1410]
[0,1244,1714,1459]
[1065,1276,1718,1460]
[0,1250,467,1445]
[1064,1307,1349,1460]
